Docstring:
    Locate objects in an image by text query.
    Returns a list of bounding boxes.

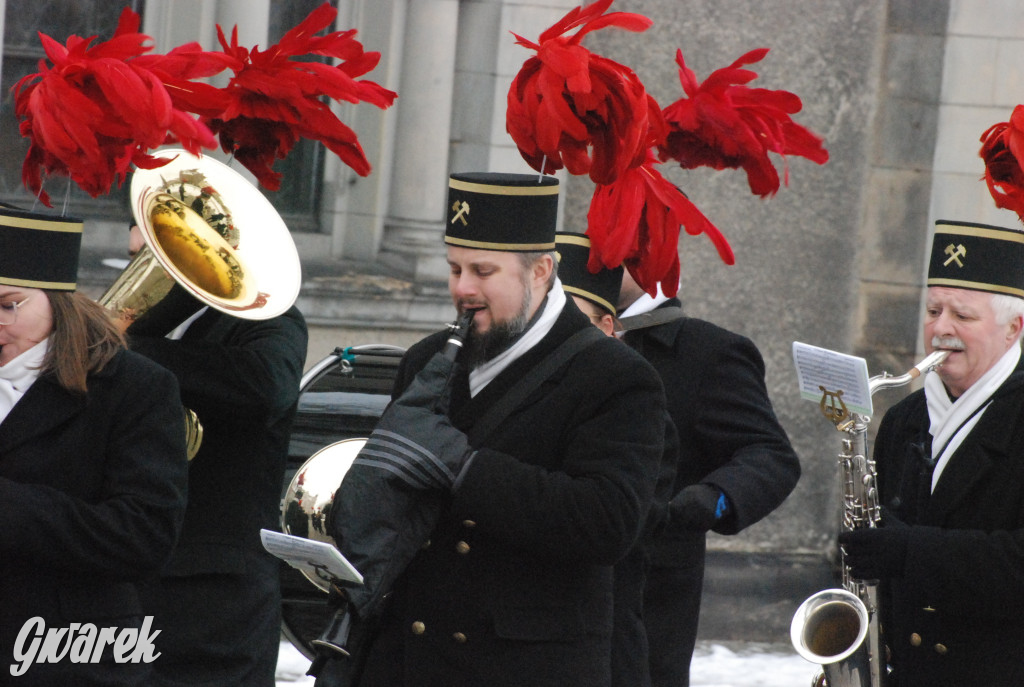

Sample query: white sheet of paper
[260,529,364,586]
[792,341,872,416]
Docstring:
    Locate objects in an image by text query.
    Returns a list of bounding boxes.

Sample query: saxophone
[790,350,948,687]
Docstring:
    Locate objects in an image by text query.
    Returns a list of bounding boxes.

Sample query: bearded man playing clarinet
[839,219,1024,686]
[314,173,666,687]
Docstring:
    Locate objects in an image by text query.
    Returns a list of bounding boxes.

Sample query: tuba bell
[101,147,302,326]
[100,148,302,460]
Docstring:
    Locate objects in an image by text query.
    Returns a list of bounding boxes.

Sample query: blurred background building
[2,0,1022,644]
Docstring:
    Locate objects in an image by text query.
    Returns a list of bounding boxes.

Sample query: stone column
[216,0,270,53]
[377,0,460,283]
[142,0,218,53]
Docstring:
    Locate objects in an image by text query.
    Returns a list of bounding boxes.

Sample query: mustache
[931,335,965,350]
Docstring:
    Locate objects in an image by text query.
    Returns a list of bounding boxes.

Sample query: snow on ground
[275,638,816,686]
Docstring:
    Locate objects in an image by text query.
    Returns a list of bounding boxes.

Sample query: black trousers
[140,570,281,687]
[644,559,704,687]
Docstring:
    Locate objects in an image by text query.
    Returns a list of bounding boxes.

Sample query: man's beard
[464,283,533,369]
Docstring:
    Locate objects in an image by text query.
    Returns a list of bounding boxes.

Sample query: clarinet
[442,309,477,361]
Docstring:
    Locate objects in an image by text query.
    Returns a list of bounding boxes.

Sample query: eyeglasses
[0,297,30,325]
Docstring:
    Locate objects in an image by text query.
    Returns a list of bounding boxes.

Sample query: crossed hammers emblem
[943,243,966,267]
[451,201,470,226]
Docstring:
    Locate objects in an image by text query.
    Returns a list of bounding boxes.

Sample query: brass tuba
[790,350,948,687]
[279,312,477,592]
[102,147,302,324]
[281,438,366,593]
[100,148,302,459]
[278,313,474,658]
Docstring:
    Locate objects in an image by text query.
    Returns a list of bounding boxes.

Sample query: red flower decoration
[659,48,828,198]
[587,152,735,297]
[202,2,397,191]
[12,7,218,206]
[506,0,654,184]
[980,105,1024,222]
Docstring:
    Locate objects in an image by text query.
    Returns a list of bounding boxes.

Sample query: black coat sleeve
[650,319,801,535]
[0,354,188,580]
[128,306,308,423]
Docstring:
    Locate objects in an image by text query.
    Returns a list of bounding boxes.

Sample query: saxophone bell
[791,589,871,687]
[791,350,946,687]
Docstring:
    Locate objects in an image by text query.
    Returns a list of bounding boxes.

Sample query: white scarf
[614,282,672,339]
[617,283,671,319]
[925,343,1021,491]
[168,306,209,340]
[468,278,566,397]
[0,339,48,423]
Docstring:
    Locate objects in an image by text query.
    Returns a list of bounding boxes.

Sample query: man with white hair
[840,219,1024,686]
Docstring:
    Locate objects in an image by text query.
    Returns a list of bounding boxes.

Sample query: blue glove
[670,484,730,532]
[838,508,910,580]
[354,350,476,491]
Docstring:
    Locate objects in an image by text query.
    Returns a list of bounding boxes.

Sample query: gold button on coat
[462,520,476,528]
[909,633,922,647]
[934,643,948,655]
[456,541,471,554]
[452,632,468,643]
[411,621,426,635]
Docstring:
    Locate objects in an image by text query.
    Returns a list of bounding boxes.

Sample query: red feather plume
[658,48,828,198]
[12,7,218,206]
[506,0,654,184]
[201,2,397,191]
[979,104,1024,222]
[587,151,735,297]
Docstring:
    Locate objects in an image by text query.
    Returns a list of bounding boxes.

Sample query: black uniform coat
[355,303,666,687]
[129,293,307,686]
[623,301,801,686]
[873,360,1024,687]
[0,350,188,687]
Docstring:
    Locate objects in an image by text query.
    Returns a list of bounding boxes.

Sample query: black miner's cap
[0,205,82,291]
[928,220,1024,298]
[556,232,622,315]
[445,172,559,251]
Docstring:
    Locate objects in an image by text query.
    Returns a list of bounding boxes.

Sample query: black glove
[669,484,730,532]
[354,350,476,492]
[837,508,911,580]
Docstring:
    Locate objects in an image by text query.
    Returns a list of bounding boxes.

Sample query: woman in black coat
[0,209,189,686]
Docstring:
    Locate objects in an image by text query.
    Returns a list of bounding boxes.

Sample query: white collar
[925,343,1021,491]
[0,338,49,423]
[618,283,671,319]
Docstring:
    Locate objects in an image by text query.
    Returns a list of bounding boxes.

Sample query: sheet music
[260,529,363,586]
[792,341,872,416]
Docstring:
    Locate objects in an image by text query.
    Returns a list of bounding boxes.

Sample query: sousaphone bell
[100,148,302,459]
[102,147,302,324]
